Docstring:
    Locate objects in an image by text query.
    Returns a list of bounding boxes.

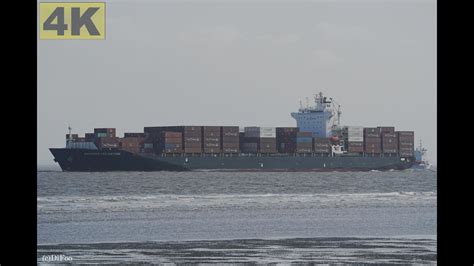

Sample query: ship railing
[155,152,336,157]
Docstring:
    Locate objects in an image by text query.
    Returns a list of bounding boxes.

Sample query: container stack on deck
[242,127,277,153]
[94,128,116,138]
[221,126,240,153]
[378,127,398,154]
[144,126,203,154]
[120,134,146,154]
[378,127,395,134]
[92,128,119,149]
[239,132,245,152]
[276,127,298,153]
[397,131,414,157]
[364,128,382,154]
[85,133,95,141]
[95,136,120,149]
[124,133,147,138]
[202,126,221,153]
[260,127,277,153]
[242,127,258,153]
[313,137,331,154]
[242,127,257,153]
[345,126,364,153]
[143,142,154,153]
[177,126,202,154]
[156,131,182,154]
[296,132,313,153]
[68,124,415,158]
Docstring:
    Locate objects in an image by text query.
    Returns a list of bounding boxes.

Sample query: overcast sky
[38,0,436,166]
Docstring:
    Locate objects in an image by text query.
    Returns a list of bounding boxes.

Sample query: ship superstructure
[413,140,430,169]
[290,92,341,138]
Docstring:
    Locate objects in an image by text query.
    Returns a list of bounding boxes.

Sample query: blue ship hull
[50,148,415,172]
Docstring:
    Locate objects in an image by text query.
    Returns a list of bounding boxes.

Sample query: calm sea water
[37,168,437,264]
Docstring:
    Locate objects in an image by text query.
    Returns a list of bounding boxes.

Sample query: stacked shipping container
[85,133,95,141]
[95,136,120,149]
[202,126,221,153]
[276,127,298,153]
[382,132,398,153]
[242,127,259,153]
[378,126,395,134]
[397,131,414,157]
[94,128,116,138]
[69,124,415,157]
[155,131,182,153]
[120,137,145,154]
[242,127,262,153]
[144,126,202,153]
[91,128,118,149]
[296,132,313,153]
[345,126,364,153]
[180,126,202,153]
[364,128,382,154]
[260,137,277,153]
[239,132,246,152]
[313,137,331,154]
[124,132,147,138]
[143,142,154,153]
[221,126,239,153]
[242,143,258,153]
[242,127,277,153]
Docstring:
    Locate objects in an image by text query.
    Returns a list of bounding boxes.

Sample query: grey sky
[38,0,436,166]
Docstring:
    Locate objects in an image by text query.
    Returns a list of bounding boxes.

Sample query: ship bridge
[291,92,341,137]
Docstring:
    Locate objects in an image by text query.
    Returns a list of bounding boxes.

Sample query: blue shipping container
[296,137,312,143]
[165,144,179,148]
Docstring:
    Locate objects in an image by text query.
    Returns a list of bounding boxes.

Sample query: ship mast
[67,125,72,147]
[332,100,342,127]
[418,139,427,155]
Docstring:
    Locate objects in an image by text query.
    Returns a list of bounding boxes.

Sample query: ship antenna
[305,97,309,108]
[67,125,72,147]
[337,104,341,126]
[330,98,342,128]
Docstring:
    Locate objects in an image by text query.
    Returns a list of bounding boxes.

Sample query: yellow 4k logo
[39,2,105,40]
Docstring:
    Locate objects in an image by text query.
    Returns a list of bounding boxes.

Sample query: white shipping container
[260,127,276,133]
[348,126,363,132]
[260,132,276,137]
[348,136,364,142]
[346,126,363,142]
[348,127,363,137]
[244,127,276,137]
[260,127,275,137]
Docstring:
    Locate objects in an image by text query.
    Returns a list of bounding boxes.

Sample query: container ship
[50,92,416,171]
